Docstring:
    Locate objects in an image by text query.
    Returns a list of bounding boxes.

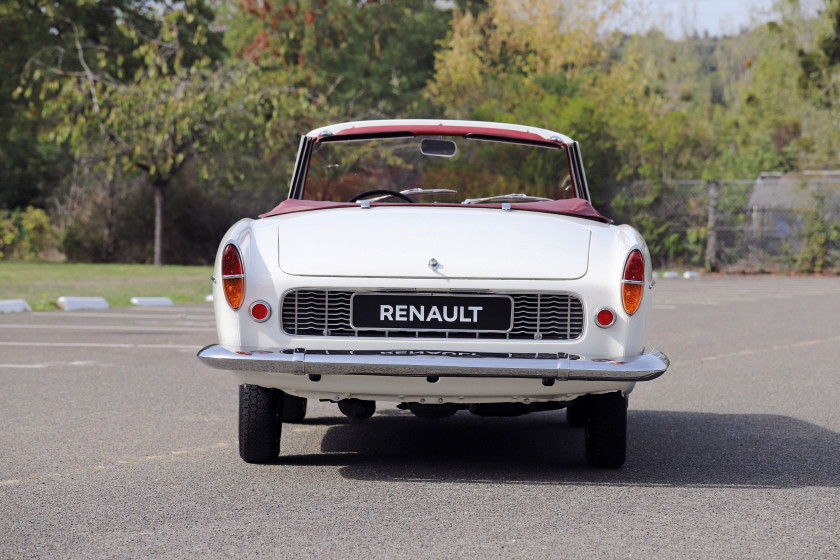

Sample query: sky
[624,0,821,38]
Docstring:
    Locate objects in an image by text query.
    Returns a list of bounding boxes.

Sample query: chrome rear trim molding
[197,345,669,382]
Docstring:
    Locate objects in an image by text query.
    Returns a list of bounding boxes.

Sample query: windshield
[302,135,575,203]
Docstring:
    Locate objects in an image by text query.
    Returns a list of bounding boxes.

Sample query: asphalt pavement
[1,275,839,558]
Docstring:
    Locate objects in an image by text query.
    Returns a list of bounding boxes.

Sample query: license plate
[351,293,513,332]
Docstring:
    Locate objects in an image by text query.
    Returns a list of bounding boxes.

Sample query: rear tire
[584,392,627,469]
[239,384,283,463]
[281,393,307,423]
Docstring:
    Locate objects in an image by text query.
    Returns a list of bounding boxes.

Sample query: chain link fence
[595,174,840,273]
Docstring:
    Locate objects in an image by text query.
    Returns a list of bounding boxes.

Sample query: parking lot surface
[1,275,839,558]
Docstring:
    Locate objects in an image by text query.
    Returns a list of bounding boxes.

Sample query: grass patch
[0,262,213,310]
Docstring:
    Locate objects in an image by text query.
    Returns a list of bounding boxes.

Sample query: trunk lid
[276,206,591,280]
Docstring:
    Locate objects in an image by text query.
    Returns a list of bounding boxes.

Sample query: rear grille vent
[280,290,584,340]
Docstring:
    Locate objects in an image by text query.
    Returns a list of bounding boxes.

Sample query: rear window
[303,135,575,204]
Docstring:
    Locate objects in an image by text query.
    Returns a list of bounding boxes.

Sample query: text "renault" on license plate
[351,294,513,332]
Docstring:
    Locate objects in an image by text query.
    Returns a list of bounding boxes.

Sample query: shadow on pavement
[277,410,840,488]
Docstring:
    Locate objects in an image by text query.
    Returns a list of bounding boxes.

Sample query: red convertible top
[260,198,612,224]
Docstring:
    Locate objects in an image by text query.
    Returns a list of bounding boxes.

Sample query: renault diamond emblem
[428,258,440,270]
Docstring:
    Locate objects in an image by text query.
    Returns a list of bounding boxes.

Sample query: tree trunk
[153,180,167,266]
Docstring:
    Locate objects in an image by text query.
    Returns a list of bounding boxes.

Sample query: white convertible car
[198,119,669,468]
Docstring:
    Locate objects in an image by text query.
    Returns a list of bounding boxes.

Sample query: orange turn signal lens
[622,249,645,315]
[223,277,244,310]
[622,283,643,315]
[221,243,244,310]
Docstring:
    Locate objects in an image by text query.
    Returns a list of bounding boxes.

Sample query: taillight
[621,249,645,315]
[221,243,244,310]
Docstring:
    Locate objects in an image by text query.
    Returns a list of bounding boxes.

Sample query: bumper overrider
[197,345,669,382]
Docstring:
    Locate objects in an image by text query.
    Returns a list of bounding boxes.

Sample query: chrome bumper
[197,345,669,382]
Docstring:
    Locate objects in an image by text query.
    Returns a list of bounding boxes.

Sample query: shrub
[797,192,840,273]
[0,206,59,260]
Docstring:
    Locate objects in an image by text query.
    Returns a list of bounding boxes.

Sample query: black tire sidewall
[239,384,283,463]
[566,397,590,427]
[584,392,627,469]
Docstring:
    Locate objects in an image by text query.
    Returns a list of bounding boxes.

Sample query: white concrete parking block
[57,296,109,311]
[0,299,32,313]
[130,297,174,307]
[205,294,214,302]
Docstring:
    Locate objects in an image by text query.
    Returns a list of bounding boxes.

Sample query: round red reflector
[596,308,615,328]
[249,301,271,322]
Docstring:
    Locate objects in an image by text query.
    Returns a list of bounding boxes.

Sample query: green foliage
[685,227,708,266]
[797,192,840,273]
[0,0,142,209]
[59,166,279,264]
[227,0,451,116]
[0,207,59,260]
[5,0,840,270]
[19,0,273,264]
[0,214,15,258]
[30,0,230,182]
[799,0,840,102]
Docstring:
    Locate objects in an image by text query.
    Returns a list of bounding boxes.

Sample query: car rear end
[198,119,669,467]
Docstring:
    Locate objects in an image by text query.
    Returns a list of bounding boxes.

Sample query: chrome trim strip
[197,345,669,382]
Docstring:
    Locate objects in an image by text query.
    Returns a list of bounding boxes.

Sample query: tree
[227,0,453,116]
[426,0,716,184]
[426,0,622,115]
[795,0,840,168]
[21,0,234,264]
[0,0,157,210]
